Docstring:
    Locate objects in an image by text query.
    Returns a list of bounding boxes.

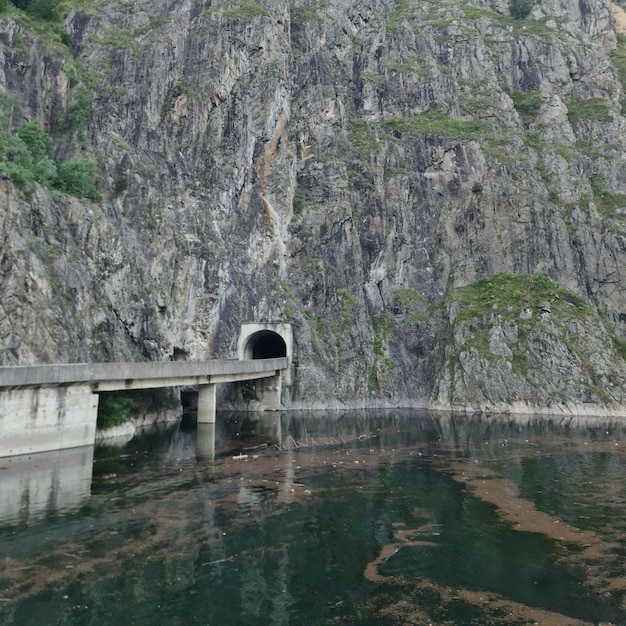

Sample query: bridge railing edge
[0,357,290,388]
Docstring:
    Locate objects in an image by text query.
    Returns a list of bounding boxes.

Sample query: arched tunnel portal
[237,323,293,408]
[238,323,292,363]
[245,330,287,360]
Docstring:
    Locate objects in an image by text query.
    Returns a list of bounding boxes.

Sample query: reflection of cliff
[0,446,93,525]
[0,414,624,624]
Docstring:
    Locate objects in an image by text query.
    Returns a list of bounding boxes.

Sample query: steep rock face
[2,0,626,414]
[431,274,626,415]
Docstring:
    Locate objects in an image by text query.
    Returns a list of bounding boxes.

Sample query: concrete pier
[197,384,217,423]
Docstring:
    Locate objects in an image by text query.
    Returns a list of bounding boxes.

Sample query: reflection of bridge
[0,323,292,458]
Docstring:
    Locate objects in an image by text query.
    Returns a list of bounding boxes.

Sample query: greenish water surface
[0,411,624,625]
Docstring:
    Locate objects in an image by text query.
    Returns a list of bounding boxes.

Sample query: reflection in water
[0,411,624,625]
[196,422,216,460]
[0,445,93,526]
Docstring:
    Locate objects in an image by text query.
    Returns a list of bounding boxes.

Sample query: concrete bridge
[0,323,292,458]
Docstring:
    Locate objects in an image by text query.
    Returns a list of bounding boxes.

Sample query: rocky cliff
[2,0,626,415]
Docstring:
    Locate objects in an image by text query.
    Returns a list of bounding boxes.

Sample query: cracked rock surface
[2,0,626,414]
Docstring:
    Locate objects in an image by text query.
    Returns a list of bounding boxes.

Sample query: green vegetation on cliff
[97,389,179,430]
[0,115,99,198]
[1,0,60,22]
[0,79,99,198]
[383,111,489,141]
[97,393,134,430]
[0,0,76,47]
[437,273,626,406]
[446,273,587,327]
[509,0,534,19]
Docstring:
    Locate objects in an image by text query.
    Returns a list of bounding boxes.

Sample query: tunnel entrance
[238,322,293,385]
[234,323,293,410]
[238,323,292,362]
[248,331,287,359]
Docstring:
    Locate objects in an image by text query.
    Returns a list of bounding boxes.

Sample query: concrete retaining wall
[0,385,99,456]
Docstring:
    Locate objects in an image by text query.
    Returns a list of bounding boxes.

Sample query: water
[0,411,624,625]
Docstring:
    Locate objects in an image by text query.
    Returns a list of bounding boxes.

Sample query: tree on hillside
[509,0,534,18]
[2,0,60,21]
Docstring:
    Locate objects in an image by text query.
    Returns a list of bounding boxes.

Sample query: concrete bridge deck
[0,358,290,389]
[0,357,290,458]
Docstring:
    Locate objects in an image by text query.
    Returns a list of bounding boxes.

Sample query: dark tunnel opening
[251,332,287,359]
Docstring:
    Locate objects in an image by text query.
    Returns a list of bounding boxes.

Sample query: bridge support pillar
[197,384,217,423]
